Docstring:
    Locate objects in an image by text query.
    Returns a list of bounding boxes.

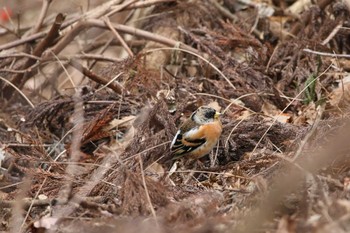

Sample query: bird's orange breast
[187,121,222,159]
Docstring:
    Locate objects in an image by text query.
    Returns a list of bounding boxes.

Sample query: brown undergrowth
[1,0,350,232]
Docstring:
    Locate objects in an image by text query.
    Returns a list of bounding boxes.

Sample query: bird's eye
[204,109,216,119]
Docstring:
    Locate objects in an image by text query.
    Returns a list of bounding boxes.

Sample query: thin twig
[87,36,115,69]
[0,0,158,51]
[0,31,47,51]
[322,23,343,45]
[0,19,19,37]
[69,59,124,95]
[0,53,41,60]
[0,196,105,209]
[50,18,175,60]
[104,17,134,57]
[0,62,40,74]
[144,47,235,89]
[31,0,52,35]
[0,76,34,108]
[303,48,350,58]
[50,51,76,90]
[105,0,139,17]
[2,6,17,35]
[96,72,125,93]
[86,19,198,54]
[124,141,171,162]
[3,13,65,100]
[195,92,257,114]
[292,105,324,161]
[224,117,247,149]
[0,182,23,191]
[123,0,175,11]
[20,178,47,231]
[73,53,121,62]
[84,0,134,19]
[209,0,238,22]
[265,43,280,72]
[138,155,159,227]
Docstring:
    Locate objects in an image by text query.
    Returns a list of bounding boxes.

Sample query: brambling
[170,106,222,160]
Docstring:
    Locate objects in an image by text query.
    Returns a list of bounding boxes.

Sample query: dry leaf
[273,113,291,124]
[34,217,59,230]
[106,116,135,130]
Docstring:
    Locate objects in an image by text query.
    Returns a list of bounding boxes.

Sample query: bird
[170,106,222,160]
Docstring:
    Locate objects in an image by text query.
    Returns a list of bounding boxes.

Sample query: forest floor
[1,0,350,232]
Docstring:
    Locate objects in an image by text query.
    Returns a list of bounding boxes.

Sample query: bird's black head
[191,106,220,124]
[204,108,216,119]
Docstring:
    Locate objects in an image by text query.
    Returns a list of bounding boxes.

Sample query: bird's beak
[214,112,221,119]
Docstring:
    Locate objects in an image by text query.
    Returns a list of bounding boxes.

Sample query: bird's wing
[170,127,206,157]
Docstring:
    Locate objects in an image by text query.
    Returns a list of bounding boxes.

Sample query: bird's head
[191,106,221,124]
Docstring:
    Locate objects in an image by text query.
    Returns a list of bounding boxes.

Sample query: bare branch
[2,13,65,100]
[31,0,53,35]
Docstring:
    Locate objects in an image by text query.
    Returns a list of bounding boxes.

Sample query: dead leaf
[106,116,135,130]
[34,217,59,230]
